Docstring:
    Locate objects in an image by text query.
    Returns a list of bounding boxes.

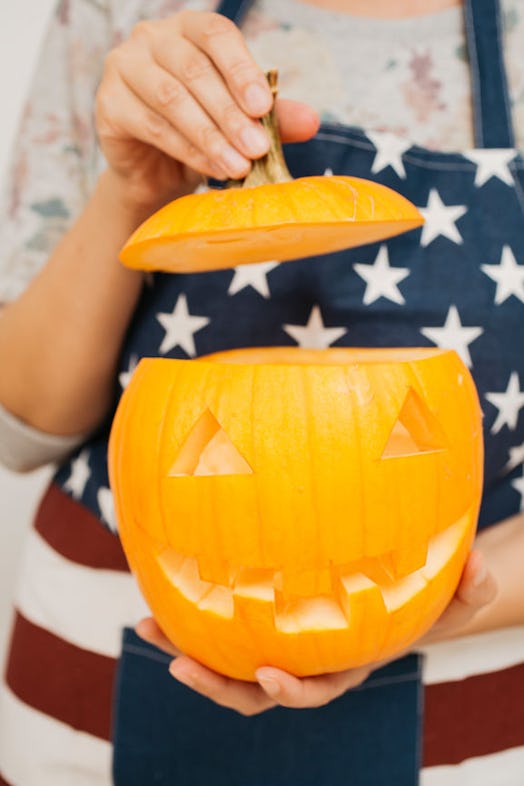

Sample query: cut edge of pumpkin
[120,218,423,273]
[155,505,474,631]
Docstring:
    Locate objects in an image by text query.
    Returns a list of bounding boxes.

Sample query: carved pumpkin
[108,347,483,680]
[119,72,423,274]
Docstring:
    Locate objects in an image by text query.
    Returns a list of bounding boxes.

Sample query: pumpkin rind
[108,347,483,680]
[119,176,423,273]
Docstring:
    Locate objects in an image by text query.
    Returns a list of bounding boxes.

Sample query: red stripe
[0,774,13,786]
[34,484,129,571]
[423,660,524,766]
[5,612,116,742]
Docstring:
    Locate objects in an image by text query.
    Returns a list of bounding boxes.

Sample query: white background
[0,0,57,668]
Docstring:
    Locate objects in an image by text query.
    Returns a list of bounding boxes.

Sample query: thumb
[421,550,498,645]
[276,99,320,143]
[455,549,498,609]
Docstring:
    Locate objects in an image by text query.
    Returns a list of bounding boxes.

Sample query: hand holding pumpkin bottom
[135,548,497,715]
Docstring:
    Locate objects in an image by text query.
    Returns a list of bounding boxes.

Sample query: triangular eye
[381,388,447,459]
[169,409,253,477]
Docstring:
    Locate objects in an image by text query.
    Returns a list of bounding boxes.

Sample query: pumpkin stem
[228,70,293,189]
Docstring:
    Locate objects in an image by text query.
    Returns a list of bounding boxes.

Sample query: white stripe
[0,684,112,786]
[421,745,524,786]
[420,625,524,684]
[14,530,150,658]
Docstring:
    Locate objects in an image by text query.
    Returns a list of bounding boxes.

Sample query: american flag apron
[1,0,523,784]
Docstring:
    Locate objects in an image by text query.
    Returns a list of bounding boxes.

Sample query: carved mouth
[157,509,472,634]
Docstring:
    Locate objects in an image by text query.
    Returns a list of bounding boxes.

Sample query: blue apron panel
[112,629,422,786]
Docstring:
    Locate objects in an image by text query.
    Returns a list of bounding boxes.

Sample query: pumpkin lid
[119,175,423,274]
[119,71,423,274]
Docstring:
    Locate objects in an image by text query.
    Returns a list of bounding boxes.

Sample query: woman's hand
[95,10,319,211]
[416,547,497,645]
[135,549,496,716]
[135,616,375,715]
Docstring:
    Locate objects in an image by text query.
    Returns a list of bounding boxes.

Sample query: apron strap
[464,0,515,148]
[215,0,255,26]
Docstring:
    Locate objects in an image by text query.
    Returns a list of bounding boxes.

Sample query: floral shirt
[0,0,523,304]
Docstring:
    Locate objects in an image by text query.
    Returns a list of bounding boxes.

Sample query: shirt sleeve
[0,0,112,305]
[0,402,88,473]
[0,0,112,470]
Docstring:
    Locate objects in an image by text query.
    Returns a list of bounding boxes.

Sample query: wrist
[96,169,159,222]
[97,168,192,223]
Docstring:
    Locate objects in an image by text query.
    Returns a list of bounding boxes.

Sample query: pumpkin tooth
[274,594,348,634]
[335,557,393,586]
[158,550,234,619]
[233,567,276,600]
[197,585,234,616]
[233,569,276,628]
[337,572,387,625]
[386,540,429,580]
[197,555,233,586]
[380,572,428,613]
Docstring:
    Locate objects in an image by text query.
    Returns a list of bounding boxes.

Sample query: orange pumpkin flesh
[108,347,483,681]
[119,176,423,273]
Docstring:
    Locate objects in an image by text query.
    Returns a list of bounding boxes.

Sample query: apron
[51,0,524,783]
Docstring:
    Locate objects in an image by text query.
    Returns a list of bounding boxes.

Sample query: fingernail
[134,619,151,639]
[244,83,272,115]
[209,162,228,180]
[221,146,250,177]
[256,676,280,698]
[239,125,269,157]
[472,560,488,587]
[170,665,196,689]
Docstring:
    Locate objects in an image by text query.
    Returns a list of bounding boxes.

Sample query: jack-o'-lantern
[108,347,483,680]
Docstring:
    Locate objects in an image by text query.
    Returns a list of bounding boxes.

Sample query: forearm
[0,170,156,436]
